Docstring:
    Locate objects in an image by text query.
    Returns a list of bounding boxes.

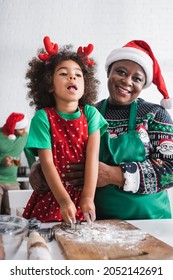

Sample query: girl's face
[107,60,146,106]
[52,60,84,109]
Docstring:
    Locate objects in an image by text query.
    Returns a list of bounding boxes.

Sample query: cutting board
[54,220,173,260]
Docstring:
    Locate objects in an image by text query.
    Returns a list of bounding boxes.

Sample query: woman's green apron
[95,99,171,219]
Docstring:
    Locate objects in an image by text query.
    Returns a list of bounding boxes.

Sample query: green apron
[95,99,171,220]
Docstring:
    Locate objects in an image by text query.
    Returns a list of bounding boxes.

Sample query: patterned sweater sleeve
[133,107,173,194]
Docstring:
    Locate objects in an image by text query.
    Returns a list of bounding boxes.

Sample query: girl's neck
[55,101,79,114]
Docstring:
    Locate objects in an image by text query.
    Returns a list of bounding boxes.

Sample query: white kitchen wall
[0,0,173,158]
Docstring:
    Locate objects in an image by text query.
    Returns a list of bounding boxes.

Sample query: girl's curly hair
[26,45,100,111]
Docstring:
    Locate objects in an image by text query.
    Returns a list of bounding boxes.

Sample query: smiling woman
[93,40,173,220]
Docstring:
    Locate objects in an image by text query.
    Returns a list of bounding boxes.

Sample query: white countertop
[129,219,173,247]
[13,219,173,260]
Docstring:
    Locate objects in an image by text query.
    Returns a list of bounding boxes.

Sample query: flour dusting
[55,221,148,248]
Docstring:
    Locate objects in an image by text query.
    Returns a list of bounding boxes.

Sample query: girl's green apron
[95,99,171,219]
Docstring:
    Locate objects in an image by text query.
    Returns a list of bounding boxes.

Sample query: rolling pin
[27,231,52,260]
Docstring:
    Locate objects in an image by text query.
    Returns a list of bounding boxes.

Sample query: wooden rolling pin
[27,231,52,260]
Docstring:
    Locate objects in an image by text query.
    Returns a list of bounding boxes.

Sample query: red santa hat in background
[2,112,28,140]
[105,40,173,109]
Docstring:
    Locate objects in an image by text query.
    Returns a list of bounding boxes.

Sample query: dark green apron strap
[128,100,137,132]
[100,99,137,132]
[100,99,108,116]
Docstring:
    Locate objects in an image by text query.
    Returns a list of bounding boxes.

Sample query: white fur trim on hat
[15,116,28,130]
[105,47,153,88]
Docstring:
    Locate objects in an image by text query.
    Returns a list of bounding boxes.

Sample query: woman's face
[107,60,146,105]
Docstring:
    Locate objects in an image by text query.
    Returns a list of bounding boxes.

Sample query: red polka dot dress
[23,107,89,222]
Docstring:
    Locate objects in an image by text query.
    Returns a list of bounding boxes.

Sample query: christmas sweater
[95,98,173,194]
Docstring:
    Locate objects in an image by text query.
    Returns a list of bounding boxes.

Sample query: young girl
[22,36,108,223]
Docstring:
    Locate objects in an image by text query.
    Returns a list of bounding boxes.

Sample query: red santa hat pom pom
[105,40,173,109]
[2,112,28,140]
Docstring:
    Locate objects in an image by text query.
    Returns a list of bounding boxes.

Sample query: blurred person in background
[0,112,35,214]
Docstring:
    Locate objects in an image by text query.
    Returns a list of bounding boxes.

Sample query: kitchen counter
[129,219,173,247]
[13,219,173,260]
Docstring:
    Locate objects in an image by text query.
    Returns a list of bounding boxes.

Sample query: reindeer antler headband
[38,36,58,61]
[38,36,95,66]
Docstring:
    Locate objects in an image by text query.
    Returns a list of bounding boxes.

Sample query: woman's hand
[29,161,125,194]
[62,163,85,189]
[64,162,125,188]
[29,160,50,194]
[97,162,125,188]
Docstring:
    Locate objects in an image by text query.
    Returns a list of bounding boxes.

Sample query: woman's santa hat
[105,40,173,109]
[2,112,28,140]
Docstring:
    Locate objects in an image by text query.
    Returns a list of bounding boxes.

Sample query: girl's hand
[79,197,96,223]
[59,199,77,224]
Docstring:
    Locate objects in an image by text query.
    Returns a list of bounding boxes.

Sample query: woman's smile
[116,86,131,97]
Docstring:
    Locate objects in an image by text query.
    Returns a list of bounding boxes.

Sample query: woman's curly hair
[26,45,100,111]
